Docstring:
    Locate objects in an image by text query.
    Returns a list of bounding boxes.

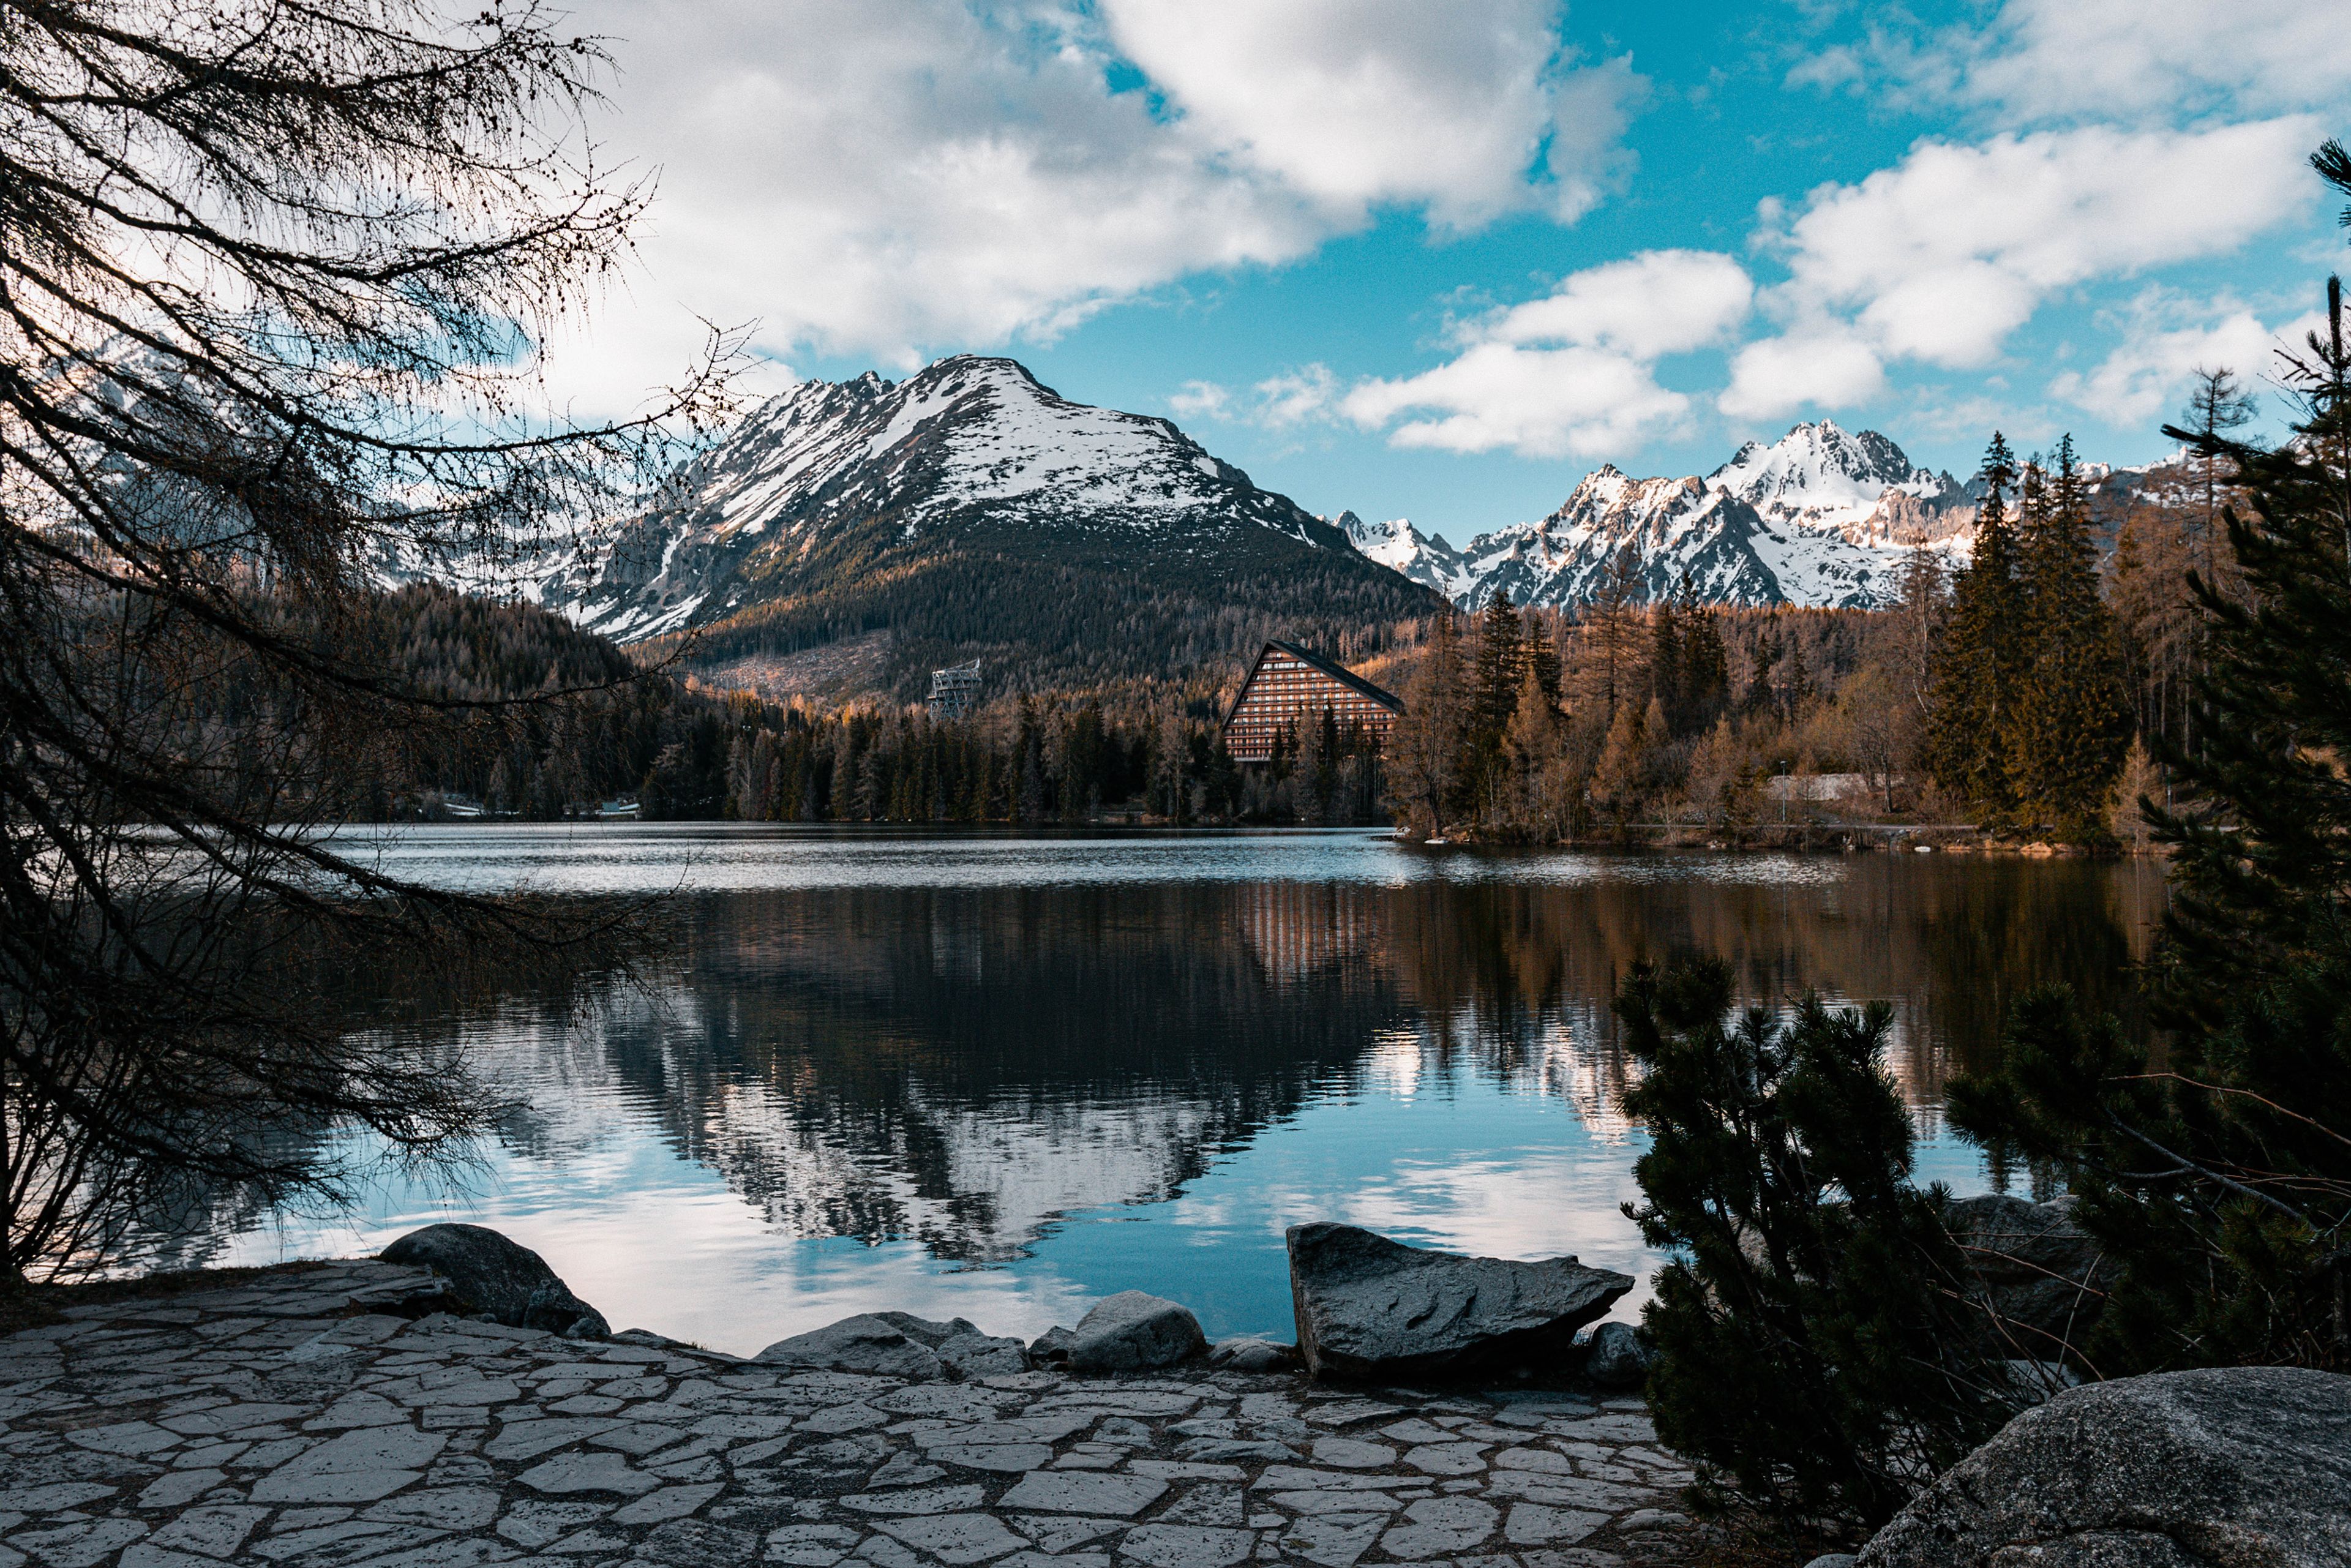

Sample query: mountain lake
[154,826,2167,1357]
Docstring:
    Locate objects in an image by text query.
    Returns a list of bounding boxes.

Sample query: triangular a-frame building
[1219,641,1404,762]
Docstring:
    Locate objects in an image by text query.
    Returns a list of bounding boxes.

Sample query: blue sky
[554,0,2351,542]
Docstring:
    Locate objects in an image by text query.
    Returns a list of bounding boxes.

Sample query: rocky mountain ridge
[1347,419,1980,611]
[503,354,1436,698]
[428,359,2183,704]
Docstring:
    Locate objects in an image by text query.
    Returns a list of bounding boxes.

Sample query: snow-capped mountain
[499,355,1438,698]
[1337,512,1472,599]
[542,354,1388,642]
[1362,420,1976,610]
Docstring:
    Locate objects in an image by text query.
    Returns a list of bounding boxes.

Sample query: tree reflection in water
[140,846,2167,1349]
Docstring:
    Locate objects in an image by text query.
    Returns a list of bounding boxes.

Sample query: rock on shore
[379,1223,610,1340]
[1941,1193,2109,1359]
[757,1313,1029,1381]
[1287,1223,1632,1382]
[0,1255,1708,1568]
[1859,1365,2351,1567]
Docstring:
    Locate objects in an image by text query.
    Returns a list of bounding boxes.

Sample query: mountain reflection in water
[185,830,2166,1356]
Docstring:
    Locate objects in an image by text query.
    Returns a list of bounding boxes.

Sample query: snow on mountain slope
[541,356,1364,642]
[1437,420,1974,610]
[1338,512,1473,599]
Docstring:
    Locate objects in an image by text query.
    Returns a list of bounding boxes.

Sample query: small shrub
[1618,957,2012,1530]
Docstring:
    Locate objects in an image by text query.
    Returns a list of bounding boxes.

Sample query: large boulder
[755,1311,1027,1380]
[1944,1193,2109,1358]
[1286,1223,1632,1382]
[1056,1291,1207,1374]
[1580,1321,1657,1390]
[1858,1367,2351,1568]
[378,1223,608,1339]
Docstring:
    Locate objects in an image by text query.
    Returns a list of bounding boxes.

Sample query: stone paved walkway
[0,1262,1712,1568]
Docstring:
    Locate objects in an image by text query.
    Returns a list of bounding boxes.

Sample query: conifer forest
[389,407,2240,845]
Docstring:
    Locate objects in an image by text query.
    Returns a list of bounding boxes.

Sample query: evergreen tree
[1619,959,2009,1527]
[1464,594,1526,812]
[1527,619,1564,708]
[1949,230,2351,1372]
[2006,437,2132,834]
[1651,596,1684,731]
[1676,579,1731,733]
[1741,628,1779,716]
[1927,434,2025,819]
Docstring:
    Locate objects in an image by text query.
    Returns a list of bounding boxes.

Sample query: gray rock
[997,1471,1168,1517]
[377,1224,609,1340]
[1063,1292,1207,1373]
[1285,1223,1632,1382]
[872,1312,1030,1377]
[755,1315,945,1380]
[1029,1326,1076,1366]
[1802,1556,1858,1568]
[1579,1322,1655,1390]
[1205,1337,1298,1373]
[1858,1366,2351,1568]
[758,1311,1025,1381]
[1943,1193,2109,1359]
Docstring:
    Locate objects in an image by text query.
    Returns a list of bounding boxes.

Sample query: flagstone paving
[0,1262,1718,1568]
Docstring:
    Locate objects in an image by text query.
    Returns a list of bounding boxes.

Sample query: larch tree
[1578,542,1648,722]
[0,0,729,1277]
[1386,615,1467,835]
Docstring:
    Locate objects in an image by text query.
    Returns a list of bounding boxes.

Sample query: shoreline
[0,1256,1768,1568]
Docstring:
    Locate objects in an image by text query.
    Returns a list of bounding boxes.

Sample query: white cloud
[1253,364,1342,429]
[1480,249,1752,358]
[1343,342,1692,458]
[1101,0,1640,228]
[1343,250,1749,457]
[1168,381,1231,420]
[534,1,1641,413]
[2052,293,2318,426]
[1720,328,1885,421]
[1721,118,2319,415]
[1937,0,2351,125]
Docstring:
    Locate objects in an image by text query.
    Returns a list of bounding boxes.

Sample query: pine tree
[1464,594,1526,814]
[1620,959,2008,1526]
[1927,434,2024,820]
[1742,628,1779,716]
[1677,579,1730,732]
[1651,596,1684,732]
[2007,437,2132,834]
[1948,203,2351,1372]
[1527,618,1564,708]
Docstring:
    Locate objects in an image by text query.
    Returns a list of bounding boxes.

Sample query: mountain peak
[1708,419,1937,514]
[518,353,1424,657]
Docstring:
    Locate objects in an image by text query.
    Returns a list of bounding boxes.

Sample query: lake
[178,826,2167,1357]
